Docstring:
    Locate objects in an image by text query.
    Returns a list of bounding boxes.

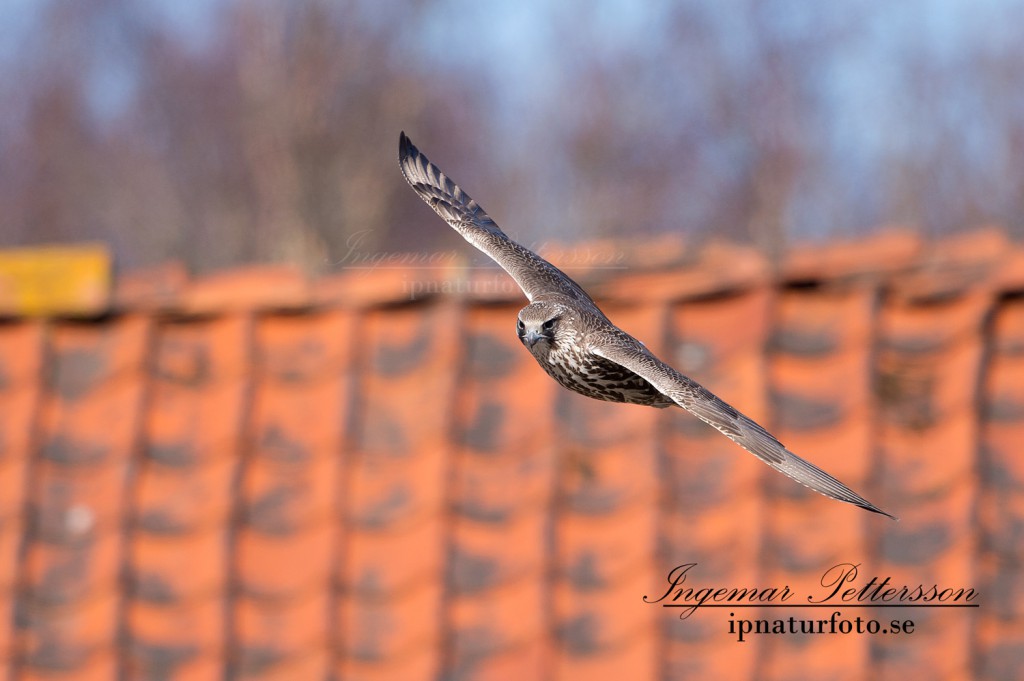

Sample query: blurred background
[2,0,1024,270]
[0,1,1022,681]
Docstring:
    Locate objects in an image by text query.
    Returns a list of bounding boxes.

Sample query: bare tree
[2,0,1023,272]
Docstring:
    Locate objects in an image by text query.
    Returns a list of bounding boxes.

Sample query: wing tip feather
[778,449,899,521]
[398,130,413,160]
[857,500,899,521]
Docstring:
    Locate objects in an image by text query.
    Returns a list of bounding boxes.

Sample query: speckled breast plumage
[536,342,674,407]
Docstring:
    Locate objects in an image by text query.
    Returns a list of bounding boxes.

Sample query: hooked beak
[523,329,544,348]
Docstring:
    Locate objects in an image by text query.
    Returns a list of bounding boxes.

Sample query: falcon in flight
[398,132,894,519]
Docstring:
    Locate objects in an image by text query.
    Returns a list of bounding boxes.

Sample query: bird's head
[516,300,573,354]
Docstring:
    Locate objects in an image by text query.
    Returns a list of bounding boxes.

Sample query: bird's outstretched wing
[399,132,598,308]
[590,339,896,519]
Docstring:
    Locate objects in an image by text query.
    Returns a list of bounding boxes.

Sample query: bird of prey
[398,132,895,519]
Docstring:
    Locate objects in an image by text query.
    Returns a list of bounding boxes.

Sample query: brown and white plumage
[398,132,600,313]
[398,131,895,520]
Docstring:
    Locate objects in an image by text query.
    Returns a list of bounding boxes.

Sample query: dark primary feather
[398,132,600,312]
[589,340,896,519]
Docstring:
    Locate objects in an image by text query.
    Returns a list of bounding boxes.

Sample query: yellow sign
[0,244,111,316]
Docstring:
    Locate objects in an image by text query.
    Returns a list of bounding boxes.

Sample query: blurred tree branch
[1,0,1021,273]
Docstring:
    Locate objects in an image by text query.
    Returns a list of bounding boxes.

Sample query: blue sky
[7,0,1017,121]
[3,0,1023,246]
[5,0,1017,136]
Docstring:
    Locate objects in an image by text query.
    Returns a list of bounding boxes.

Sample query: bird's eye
[517,319,525,331]
[542,318,556,332]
